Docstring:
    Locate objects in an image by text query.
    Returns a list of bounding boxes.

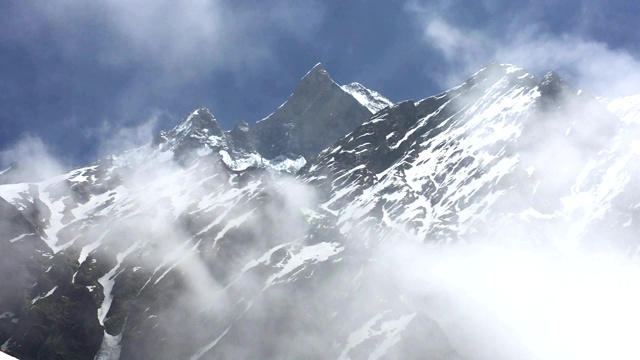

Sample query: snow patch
[264,242,344,288]
[94,331,123,360]
[31,286,58,305]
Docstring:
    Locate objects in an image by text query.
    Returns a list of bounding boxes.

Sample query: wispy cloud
[405,0,640,97]
[92,110,166,158]
[0,0,326,153]
[0,135,66,182]
[2,0,325,79]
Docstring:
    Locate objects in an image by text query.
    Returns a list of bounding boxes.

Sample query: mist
[0,135,67,183]
[406,0,640,98]
[372,238,640,360]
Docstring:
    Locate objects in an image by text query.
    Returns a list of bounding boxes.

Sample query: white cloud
[496,33,640,97]
[406,0,640,97]
[376,239,640,360]
[2,0,325,80]
[94,110,166,157]
[0,135,66,181]
[423,18,483,60]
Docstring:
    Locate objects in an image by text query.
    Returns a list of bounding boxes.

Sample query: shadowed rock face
[0,197,47,320]
[227,120,253,154]
[0,197,103,360]
[249,64,373,160]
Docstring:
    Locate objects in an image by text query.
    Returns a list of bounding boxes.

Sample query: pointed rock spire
[249,63,372,159]
[227,120,254,154]
[291,62,335,100]
[537,70,580,105]
[155,107,229,161]
[173,107,224,138]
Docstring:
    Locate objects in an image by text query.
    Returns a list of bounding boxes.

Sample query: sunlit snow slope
[302,63,633,252]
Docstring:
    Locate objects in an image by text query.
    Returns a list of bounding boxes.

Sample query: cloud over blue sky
[406,0,640,95]
[1,0,639,166]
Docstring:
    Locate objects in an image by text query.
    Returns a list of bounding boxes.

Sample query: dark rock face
[0,197,48,329]
[0,197,103,360]
[249,64,373,160]
[156,108,228,162]
[227,120,254,154]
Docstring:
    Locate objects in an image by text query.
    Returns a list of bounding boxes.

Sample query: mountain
[0,62,639,359]
[152,63,389,174]
[248,63,385,161]
[300,63,627,250]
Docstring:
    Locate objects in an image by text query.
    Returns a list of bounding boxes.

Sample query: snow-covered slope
[302,63,628,251]
[607,94,640,123]
[0,64,411,360]
[0,351,18,360]
[341,82,393,113]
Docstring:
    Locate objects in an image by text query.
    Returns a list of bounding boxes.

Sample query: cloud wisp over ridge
[405,0,640,98]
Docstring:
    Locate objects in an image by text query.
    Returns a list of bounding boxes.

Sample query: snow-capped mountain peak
[152,107,228,163]
[172,107,223,137]
[304,62,328,78]
[341,82,393,113]
[249,63,375,159]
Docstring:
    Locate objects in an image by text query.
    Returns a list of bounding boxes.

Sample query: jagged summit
[172,107,223,137]
[154,107,227,160]
[341,82,393,113]
[248,63,374,159]
[538,71,568,93]
[143,63,389,171]
[478,61,525,73]
[232,120,249,132]
[535,70,587,108]
[285,62,337,108]
[541,71,562,84]
[303,62,327,77]
[144,63,391,169]
[462,62,536,91]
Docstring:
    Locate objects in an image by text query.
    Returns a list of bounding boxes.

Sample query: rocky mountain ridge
[152,63,392,174]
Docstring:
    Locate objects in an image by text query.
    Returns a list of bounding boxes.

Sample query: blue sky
[1,0,640,167]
